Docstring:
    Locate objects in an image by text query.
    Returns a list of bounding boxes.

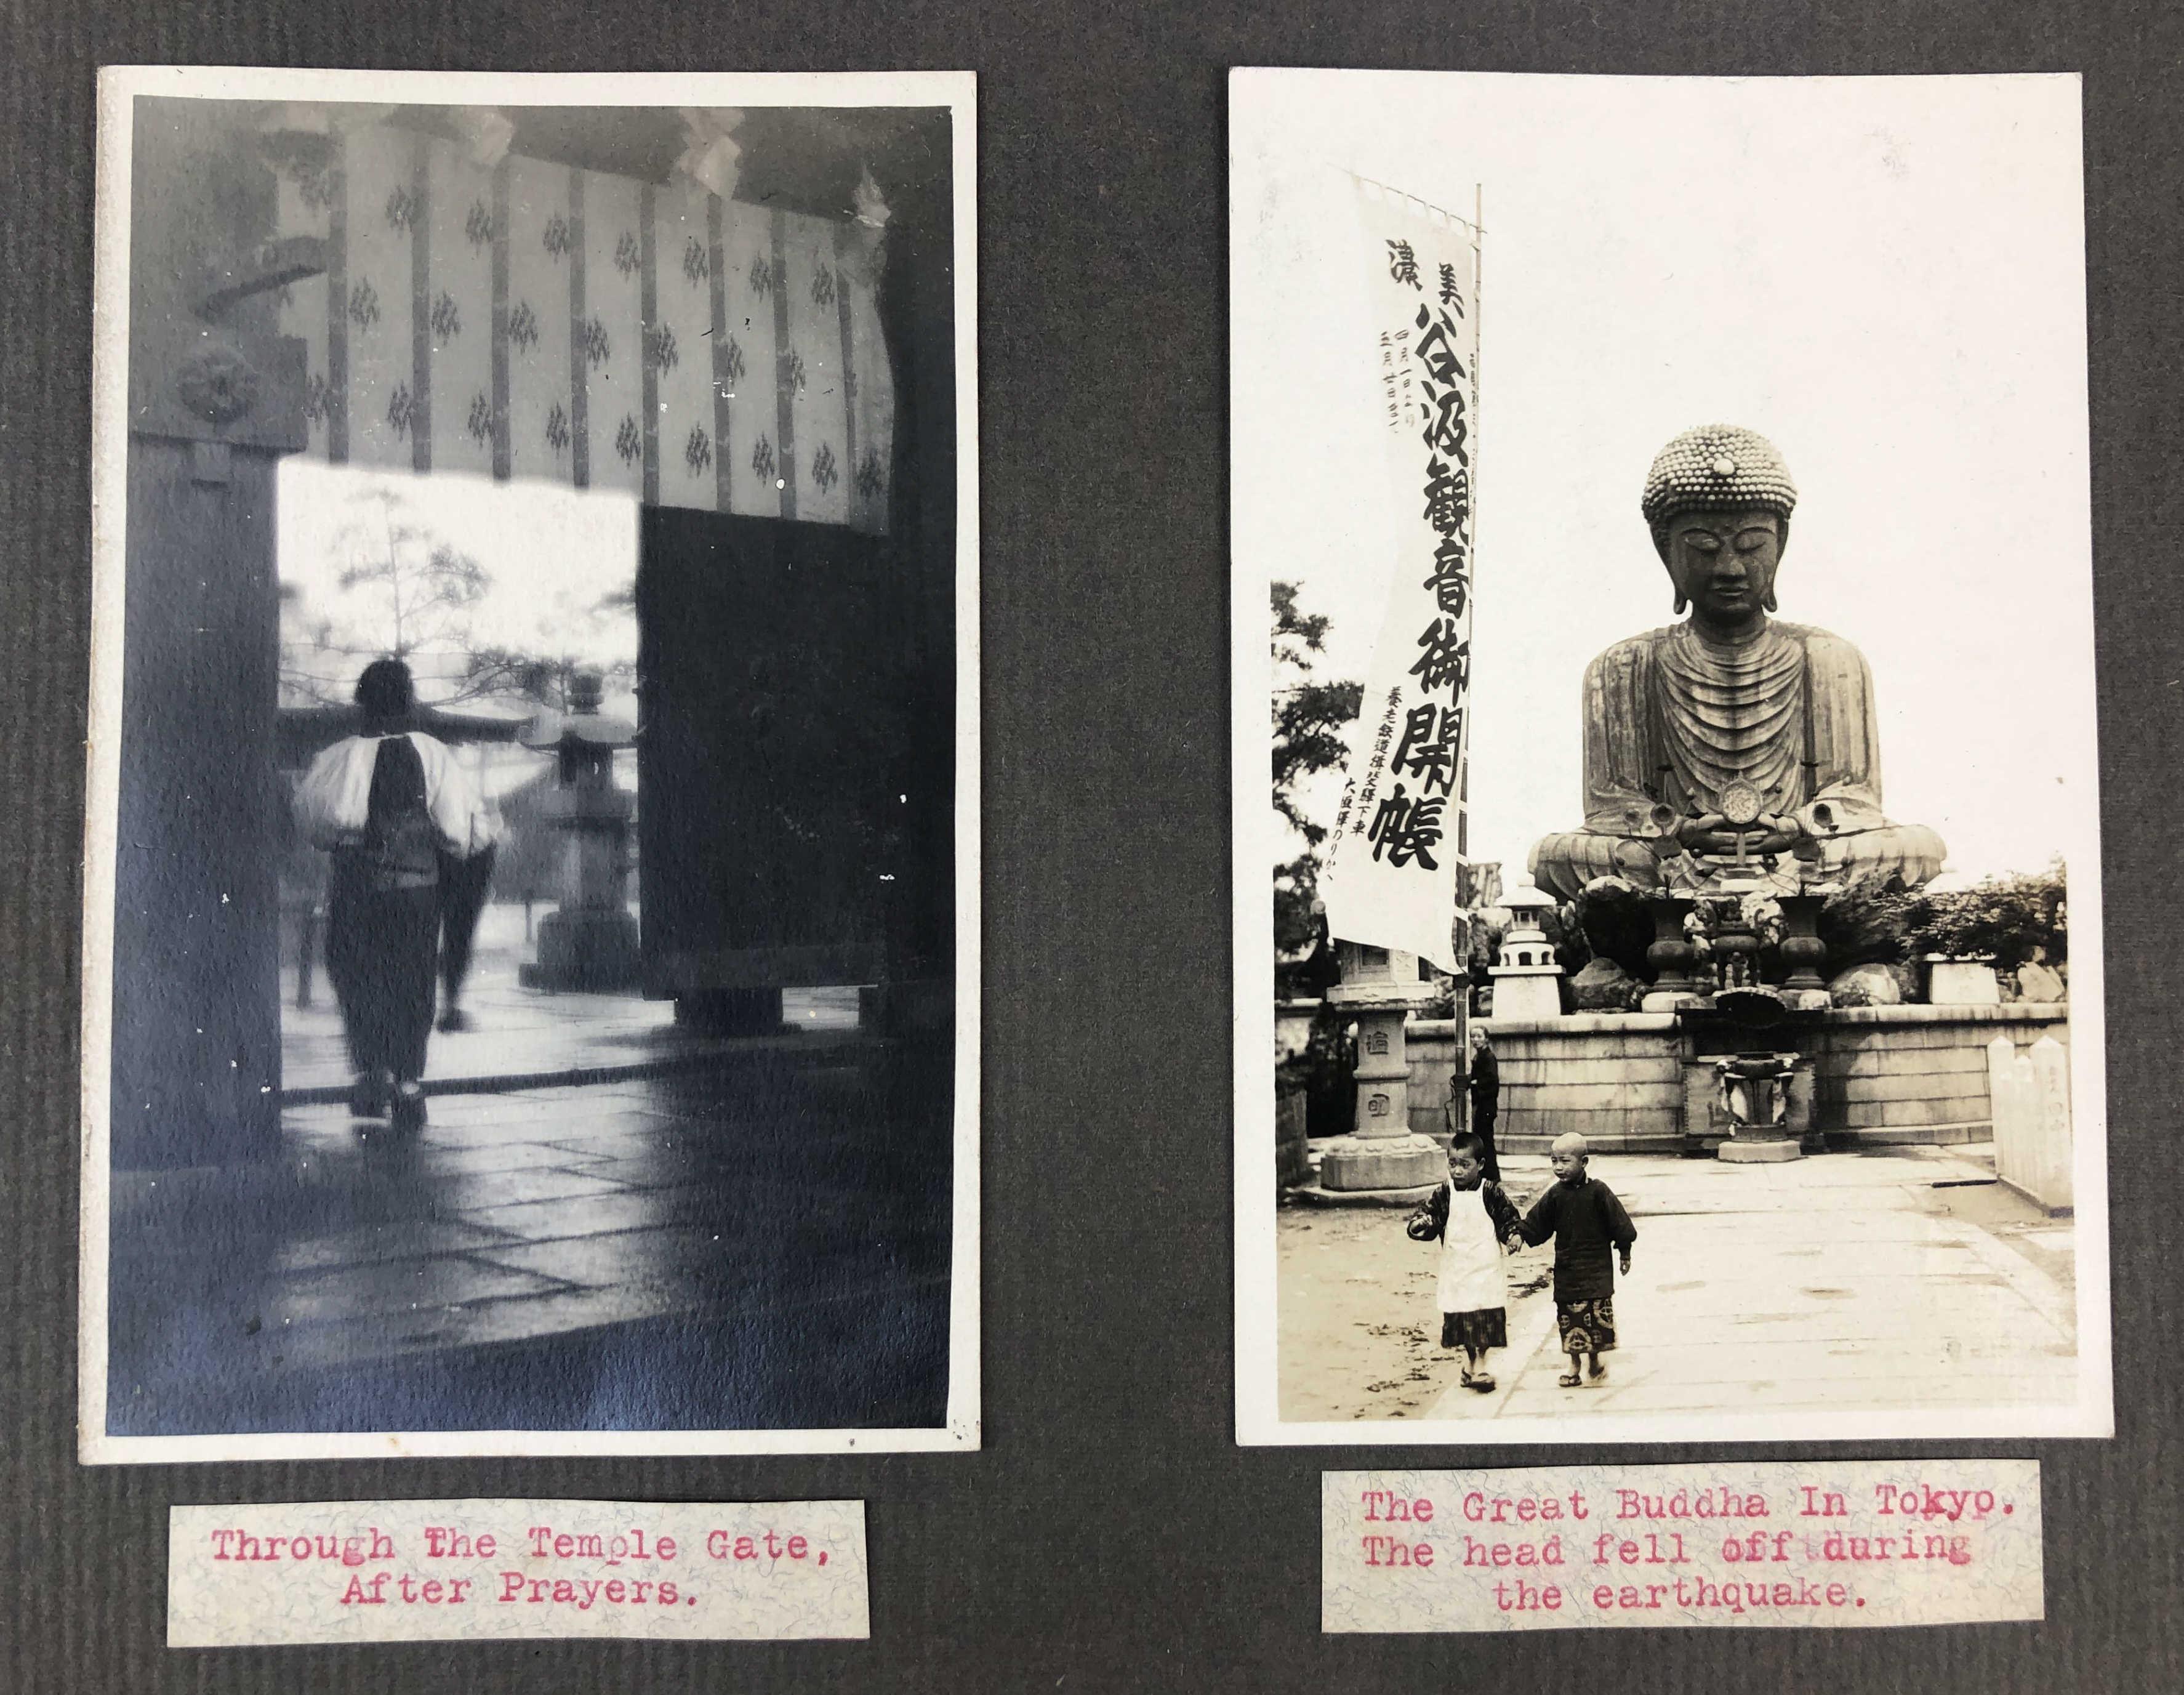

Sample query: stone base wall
[1467,1015,1686,1153]
[1805,1004,2070,1145]
[1406,1020,1461,1140]
[1403,1004,2074,1153]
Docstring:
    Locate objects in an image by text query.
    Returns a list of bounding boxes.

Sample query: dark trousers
[326,874,438,1083]
[1472,1105,1501,1184]
[437,842,497,1004]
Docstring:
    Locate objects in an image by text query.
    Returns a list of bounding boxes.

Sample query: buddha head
[1642,425,1797,632]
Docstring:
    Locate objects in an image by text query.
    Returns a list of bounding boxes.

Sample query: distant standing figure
[295,659,494,1130]
[436,826,500,1033]
[1464,1026,1502,1183]
[1511,1132,1637,1388]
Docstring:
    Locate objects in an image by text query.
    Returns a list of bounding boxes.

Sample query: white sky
[1234,71,2095,885]
[276,459,641,709]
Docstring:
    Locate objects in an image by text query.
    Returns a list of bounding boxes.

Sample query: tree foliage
[1818,860,2067,975]
[1271,582,1362,848]
[459,644,637,712]
[280,485,637,715]
[1894,860,2068,970]
[1271,581,1361,988]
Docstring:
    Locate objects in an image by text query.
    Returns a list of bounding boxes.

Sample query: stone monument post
[2029,1034,2073,1211]
[1319,942,1443,1191]
[1987,1033,2072,1213]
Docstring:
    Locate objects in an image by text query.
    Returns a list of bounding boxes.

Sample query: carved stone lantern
[1318,942,1443,1191]
[1488,882,1565,1021]
[519,670,640,991]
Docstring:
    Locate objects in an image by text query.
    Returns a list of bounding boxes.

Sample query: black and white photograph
[80,66,979,1460]
[1231,69,2111,1444]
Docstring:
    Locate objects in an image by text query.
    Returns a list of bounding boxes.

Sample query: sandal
[1558,1370,1583,1388]
[1467,1374,1496,1393]
[1585,1362,1609,1385]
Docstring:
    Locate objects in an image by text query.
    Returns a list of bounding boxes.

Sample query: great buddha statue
[1530,425,1945,902]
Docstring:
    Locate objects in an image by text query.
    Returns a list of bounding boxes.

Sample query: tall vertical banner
[1321,180,1482,971]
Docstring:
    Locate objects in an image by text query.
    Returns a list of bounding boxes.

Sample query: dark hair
[355,658,415,723]
[1447,1131,1488,1166]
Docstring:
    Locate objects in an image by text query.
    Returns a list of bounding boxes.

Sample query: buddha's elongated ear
[1760,513,1787,611]
[1653,517,1682,610]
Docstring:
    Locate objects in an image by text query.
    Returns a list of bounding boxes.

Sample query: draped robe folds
[1529,619,1946,899]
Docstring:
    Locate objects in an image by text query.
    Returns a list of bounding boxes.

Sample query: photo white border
[80,64,980,1462]
[1229,66,2113,1447]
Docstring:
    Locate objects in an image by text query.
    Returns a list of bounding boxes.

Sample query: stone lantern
[1318,941,1443,1191]
[519,670,640,992]
[1488,882,1565,1021]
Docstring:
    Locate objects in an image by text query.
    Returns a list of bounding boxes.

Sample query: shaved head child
[1509,1133,1638,1387]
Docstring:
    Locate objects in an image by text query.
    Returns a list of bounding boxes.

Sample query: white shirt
[294,731,497,857]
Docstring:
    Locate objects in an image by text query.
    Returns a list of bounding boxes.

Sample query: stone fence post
[1988,1033,2073,1214]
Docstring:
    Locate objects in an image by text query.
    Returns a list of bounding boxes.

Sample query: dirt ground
[1276,1190,1551,1422]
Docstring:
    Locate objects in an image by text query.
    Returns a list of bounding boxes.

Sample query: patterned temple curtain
[273,124,894,531]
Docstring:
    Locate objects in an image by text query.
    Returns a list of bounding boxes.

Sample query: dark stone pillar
[109,100,306,1167]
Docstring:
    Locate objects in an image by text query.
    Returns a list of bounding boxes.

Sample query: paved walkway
[283,902,861,1096]
[1423,1145,2076,1422]
[106,1041,953,1435]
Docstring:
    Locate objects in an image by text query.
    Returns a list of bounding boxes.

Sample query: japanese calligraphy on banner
[270,122,893,529]
[1321,179,1482,971]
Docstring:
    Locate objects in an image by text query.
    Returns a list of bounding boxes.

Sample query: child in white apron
[1406,1132,1521,1392]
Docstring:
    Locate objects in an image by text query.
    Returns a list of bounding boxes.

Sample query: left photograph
[81,67,979,1460]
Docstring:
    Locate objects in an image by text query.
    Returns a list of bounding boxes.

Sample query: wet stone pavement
[106,1042,954,1435]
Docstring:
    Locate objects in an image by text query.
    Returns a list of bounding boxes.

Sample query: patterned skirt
[1441,1307,1508,1351]
[1556,1297,1617,1356]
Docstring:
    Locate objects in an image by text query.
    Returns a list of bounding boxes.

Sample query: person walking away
[1406,1132,1522,1393]
[1509,1131,1637,1387]
[1465,1025,1502,1182]
[435,805,500,1033]
[295,659,494,1130]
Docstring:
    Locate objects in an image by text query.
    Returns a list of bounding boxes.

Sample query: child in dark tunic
[1406,1133,1522,1392]
[1511,1131,1637,1387]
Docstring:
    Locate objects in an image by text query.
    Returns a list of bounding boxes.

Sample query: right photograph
[1231,70,2111,1444]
